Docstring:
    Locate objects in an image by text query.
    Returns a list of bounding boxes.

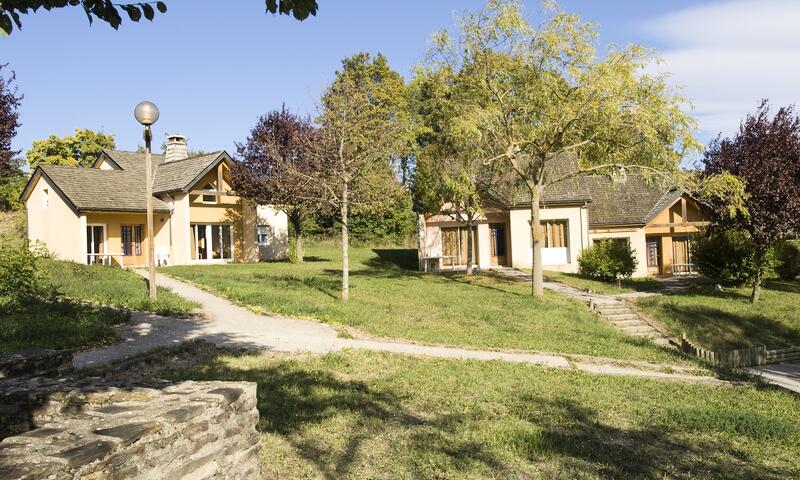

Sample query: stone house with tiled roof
[20,135,288,266]
[418,157,711,277]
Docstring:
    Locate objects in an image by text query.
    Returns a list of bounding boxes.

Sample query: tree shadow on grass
[164,353,798,479]
[520,395,795,479]
[177,356,515,480]
[762,279,800,295]
[648,302,800,350]
[257,274,341,300]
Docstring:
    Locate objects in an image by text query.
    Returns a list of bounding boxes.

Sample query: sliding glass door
[191,224,233,261]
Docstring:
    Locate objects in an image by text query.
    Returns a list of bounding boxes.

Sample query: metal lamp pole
[134,101,160,300]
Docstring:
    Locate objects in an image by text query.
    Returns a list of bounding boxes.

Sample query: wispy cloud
[642,0,800,142]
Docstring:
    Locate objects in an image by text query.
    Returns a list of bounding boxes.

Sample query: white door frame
[86,223,107,264]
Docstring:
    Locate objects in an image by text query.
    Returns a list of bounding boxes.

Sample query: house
[20,135,288,266]
[418,161,710,277]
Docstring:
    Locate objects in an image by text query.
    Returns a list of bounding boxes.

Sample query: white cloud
[641,0,800,141]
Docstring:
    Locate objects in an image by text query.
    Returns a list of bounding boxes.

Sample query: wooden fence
[680,335,800,368]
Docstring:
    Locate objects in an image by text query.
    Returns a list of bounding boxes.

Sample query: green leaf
[0,14,12,34]
[124,5,141,22]
[141,3,154,21]
[156,2,167,13]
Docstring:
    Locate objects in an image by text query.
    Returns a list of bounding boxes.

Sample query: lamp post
[134,101,160,300]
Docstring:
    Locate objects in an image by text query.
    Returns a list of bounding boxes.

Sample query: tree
[0,64,22,180]
[418,0,699,296]
[233,106,321,263]
[287,53,410,300]
[701,100,800,302]
[26,129,115,170]
[1,0,317,35]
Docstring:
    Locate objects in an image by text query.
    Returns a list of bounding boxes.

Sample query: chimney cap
[166,133,187,142]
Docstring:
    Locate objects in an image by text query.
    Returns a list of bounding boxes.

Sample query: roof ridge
[159,150,223,165]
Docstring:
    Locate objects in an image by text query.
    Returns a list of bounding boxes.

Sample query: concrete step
[621,325,658,335]
[596,306,629,315]
[611,319,642,328]
[605,313,639,321]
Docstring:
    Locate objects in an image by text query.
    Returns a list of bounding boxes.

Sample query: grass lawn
[162,245,683,363]
[544,270,664,295]
[42,259,198,316]
[162,349,800,479]
[0,299,127,353]
[635,278,800,350]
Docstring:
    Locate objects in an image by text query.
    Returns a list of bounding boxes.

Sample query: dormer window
[42,188,50,209]
[201,183,217,204]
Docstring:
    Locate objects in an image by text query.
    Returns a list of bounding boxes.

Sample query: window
[201,183,217,204]
[543,220,568,248]
[121,225,143,256]
[42,188,49,209]
[257,225,271,246]
[441,226,478,267]
[191,224,233,260]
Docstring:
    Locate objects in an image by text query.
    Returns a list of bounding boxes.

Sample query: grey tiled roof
[583,175,678,227]
[38,164,171,213]
[152,152,224,193]
[31,150,227,213]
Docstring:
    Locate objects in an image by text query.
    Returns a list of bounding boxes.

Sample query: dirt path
[73,271,724,385]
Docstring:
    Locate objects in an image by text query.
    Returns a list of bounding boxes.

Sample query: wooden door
[646,237,661,274]
[673,237,690,274]
[121,225,144,266]
[489,224,507,266]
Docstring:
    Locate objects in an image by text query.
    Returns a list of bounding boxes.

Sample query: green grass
[163,245,683,363]
[42,259,198,316]
[544,270,664,295]
[162,350,800,479]
[635,278,800,350]
[0,299,127,353]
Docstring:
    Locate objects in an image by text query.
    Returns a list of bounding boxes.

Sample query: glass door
[192,224,233,261]
[86,225,105,264]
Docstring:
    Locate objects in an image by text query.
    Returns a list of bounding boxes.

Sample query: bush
[692,229,771,286]
[0,238,46,307]
[775,240,800,281]
[578,239,637,282]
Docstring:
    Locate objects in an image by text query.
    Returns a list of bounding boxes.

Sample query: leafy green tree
[284,53,411,300]
[1,0,317,35]
[0,64,21,180]
[578,239,637,283]
[26,129,115,170]
[417,0,700,296]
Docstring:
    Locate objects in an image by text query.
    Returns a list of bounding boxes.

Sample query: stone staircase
[592,302,670,345]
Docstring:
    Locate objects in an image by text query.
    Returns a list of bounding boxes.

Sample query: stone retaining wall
[0,379,261,479]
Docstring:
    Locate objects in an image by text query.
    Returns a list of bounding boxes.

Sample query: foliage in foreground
[692,228,771,287]
[163,245,681,363]
[578,239,638,282]
[776,240,800,281]
[162,350,800,480]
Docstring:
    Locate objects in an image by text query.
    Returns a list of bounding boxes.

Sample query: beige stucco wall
[588,226,649,277]
[25,175,83,263]
[418,210,508,270]
[256,205,288,260]
[508,205,588,272]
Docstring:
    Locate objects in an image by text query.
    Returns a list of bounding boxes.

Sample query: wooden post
[217,163,224,203]
[145,126,157,300]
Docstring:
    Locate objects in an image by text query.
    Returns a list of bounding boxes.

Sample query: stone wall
[0,379,261,479]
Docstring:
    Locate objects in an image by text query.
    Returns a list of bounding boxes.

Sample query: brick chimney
[164,134,188,162]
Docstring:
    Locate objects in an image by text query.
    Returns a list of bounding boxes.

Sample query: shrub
[0,238,46,307]
[692,228,772,286]
[578,239,637,282]
[775,240,800,281]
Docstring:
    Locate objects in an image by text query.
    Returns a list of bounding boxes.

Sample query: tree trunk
[749,254,766,303]
[530,185,544,297]
[341,182,350,301]
[465,221,474,276]
[290,214,304,263]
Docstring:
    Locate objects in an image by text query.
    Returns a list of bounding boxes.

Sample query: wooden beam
[681,197,688,223]
[648,221,710,228]
[217,164,224,201]
[190,189,237,196]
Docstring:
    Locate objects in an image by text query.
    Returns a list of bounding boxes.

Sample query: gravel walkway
[73,271,722,385]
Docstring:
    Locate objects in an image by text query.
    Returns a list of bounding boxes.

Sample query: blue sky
[2,0,798,163]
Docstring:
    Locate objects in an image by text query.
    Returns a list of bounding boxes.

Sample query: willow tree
[418,0,700,296]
